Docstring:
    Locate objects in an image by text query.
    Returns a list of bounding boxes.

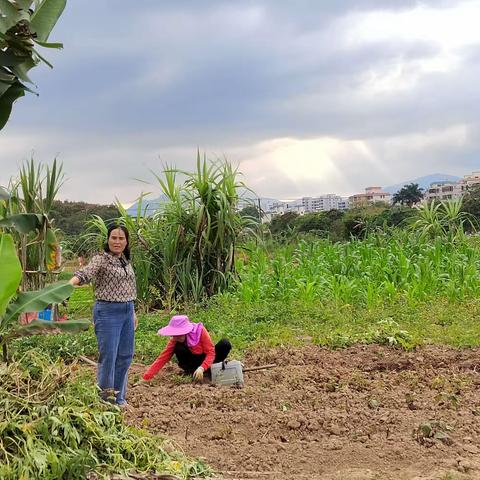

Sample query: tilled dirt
[125,345,480,480]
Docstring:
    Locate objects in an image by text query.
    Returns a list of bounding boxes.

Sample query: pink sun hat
[157,315,194,336]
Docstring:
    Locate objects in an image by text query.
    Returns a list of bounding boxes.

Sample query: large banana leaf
[0,213,44,234]
[0,82,25,130]
[0,234,22,317]
[0,0,21,32]
[2,281,73,330]
[10,318,91,338]
[0,0,65,131]
[30,0,66,42]
[0,51,29,67]
[45,227,60,270]
[14,0,35,11]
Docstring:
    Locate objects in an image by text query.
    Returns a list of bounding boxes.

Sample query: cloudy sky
[1,0,479,204]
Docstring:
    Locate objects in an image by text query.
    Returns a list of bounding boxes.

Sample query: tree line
[241,183,480,241]
[51,200,119,236]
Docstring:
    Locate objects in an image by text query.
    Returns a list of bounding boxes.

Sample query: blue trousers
[93,301,135,404]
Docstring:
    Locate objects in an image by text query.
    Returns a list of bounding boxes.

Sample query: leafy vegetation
[1,160,209,479]
[12,182,480,364]
[0,159,65,290]
[267,204,417,241]
[0,0,66,130]
[80,156,256,310]
[460,183,480,229]
[0,350,210,479]
[233,230,480,307]
[0,159,92,363]
[239,204,262,223]
[14,287,480,364]
[411,198,476,240]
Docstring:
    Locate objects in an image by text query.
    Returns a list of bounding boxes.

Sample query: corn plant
[230,228,480,308]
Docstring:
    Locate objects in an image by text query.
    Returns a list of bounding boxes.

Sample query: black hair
[104,224,130,260]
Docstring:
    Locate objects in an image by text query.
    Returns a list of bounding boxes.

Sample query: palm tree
[392,183,424,207]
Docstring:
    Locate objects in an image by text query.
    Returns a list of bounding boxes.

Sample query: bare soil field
[125,345,480,480]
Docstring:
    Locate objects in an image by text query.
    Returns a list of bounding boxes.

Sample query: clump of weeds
[171,373,194,385]
[324,378,341,392]
[414,420,454,447]
[434,392,461,409]
[345,371,370,392]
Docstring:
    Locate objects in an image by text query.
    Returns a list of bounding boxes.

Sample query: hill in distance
[126,194,168,217]
[126,194,279,217]
[383,173,461,194]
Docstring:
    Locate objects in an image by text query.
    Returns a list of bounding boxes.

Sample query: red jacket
[143,328,215,380]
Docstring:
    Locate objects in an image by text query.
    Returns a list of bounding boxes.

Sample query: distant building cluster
[257,170,480,222]
[271,194,350,216]
[425,171,480,202]
[261,187,390,222]
[130,170,480,221]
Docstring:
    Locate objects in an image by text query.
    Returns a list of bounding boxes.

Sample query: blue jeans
[93,300,135,404]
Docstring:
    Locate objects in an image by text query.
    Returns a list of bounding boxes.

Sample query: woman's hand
[193,366,204,382]
[68,276,81,286]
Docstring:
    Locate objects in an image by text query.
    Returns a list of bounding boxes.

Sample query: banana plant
[0,232,90,362]
[0,0,66,130]
[1,159,64,289]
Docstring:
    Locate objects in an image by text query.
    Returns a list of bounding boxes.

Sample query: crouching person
[142,315,231,382]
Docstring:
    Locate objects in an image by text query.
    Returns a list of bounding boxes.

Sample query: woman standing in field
[69,225,137,406]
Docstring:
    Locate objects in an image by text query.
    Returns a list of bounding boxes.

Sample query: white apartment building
[425,182,464,201]
[300,194,350,212]
[425,171,480,202]
[462,171,480,186]
[270,201,306,216]
[269,194,350,217]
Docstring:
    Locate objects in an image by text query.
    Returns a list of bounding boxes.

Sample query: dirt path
[125,345,480,480]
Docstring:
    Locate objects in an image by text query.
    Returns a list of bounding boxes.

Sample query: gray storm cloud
[0,0,478,203]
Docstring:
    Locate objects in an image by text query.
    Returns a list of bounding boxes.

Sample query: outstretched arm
[142,340,176,380]
[70,254,103,286]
